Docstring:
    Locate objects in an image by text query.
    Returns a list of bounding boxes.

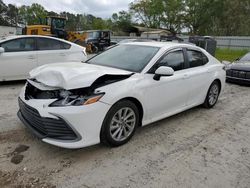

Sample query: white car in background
[0,35,87,81]
[18,42,225,149]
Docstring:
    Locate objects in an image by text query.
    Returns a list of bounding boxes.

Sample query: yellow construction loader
[23,16,112,53]
[24,16,67,39]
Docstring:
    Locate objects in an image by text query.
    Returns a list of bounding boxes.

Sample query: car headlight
[49,92,105,107]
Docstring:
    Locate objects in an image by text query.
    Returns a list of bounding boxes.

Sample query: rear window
[187,50,209,68]
[61,42,71,49]
[37,38,71,50]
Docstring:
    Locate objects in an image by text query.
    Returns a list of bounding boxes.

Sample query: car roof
[0,35,70,44]
[122,41,197,50]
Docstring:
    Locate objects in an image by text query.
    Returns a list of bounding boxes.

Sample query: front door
[140,49,190,123]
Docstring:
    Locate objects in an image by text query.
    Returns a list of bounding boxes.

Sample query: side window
[61,42,71,49]
[187,50,208,68]
[157,50,185,71]
[37,38,69,50]
[1,38,35,52]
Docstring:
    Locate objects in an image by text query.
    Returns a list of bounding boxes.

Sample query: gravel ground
[0,81,249,188]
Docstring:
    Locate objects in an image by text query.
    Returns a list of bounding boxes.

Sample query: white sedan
[18,42,225,149]
[0,35,87,81]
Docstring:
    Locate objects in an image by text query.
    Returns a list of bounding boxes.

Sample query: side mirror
[0,47,4,54]
[153,66,174,81]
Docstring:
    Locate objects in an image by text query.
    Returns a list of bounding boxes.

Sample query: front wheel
[203,80,221,108]
[100,100,139,147]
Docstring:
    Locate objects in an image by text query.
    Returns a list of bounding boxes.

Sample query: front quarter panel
[97,74,148,120]
[99,74,144,104]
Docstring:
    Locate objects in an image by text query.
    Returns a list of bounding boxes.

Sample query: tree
[215,0,250,36]
[183,0,223,35]
[111,11,133,32]
[18,3,47,25]
[130,0,163,28]
[6,4,18,26]
[129,0,184,33]
[0,0,9,26]
[92,17,107,29]
[184,0,250,36]
[161,0,184,34]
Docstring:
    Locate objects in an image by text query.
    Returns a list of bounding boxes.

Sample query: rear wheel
[101,100,139,147]
[203,80,220,108]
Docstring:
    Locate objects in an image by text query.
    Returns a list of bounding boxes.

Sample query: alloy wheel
[110,107,136,142]
[208,84,219,106]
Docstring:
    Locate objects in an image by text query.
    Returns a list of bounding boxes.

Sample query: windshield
[240,53,250,62]
[87,44,160,72]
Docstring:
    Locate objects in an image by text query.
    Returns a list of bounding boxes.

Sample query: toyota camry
[17,42,226,149]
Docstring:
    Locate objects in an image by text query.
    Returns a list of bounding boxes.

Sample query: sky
[3,0,134,18]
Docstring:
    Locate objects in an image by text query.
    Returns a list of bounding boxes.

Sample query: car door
[36,37,68,66]
[140,48,190,122]
[0,37,37,81]
[184,48,212,106]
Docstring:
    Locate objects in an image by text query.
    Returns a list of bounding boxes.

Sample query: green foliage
[19,3,47,25]
[183,0,223,35]
[130,0,185,32]
[129,0,250,36]
[111,11,133,32]
[161,0,184,34]
[130,0,163,28]
[215,48,249,62]
[0,0,9,26]
[1,0,250,36]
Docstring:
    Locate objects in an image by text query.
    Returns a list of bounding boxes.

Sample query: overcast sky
[3,0,133,18]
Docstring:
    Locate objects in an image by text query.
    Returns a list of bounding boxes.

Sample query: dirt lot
[0,81,249,188]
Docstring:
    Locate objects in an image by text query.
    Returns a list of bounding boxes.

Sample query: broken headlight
[49,90,105,107]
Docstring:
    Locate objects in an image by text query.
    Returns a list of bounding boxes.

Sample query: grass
[215,48,249,62]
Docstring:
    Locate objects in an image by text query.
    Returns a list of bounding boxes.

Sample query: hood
[230,61,250,71]
[29,62,132,90]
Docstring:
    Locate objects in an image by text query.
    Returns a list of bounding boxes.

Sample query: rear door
[184,48,212,106]
[0,37,37,81]
[36,37,72,66]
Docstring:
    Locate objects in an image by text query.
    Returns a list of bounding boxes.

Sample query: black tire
[100,100,139,147]
[203,80,221,108]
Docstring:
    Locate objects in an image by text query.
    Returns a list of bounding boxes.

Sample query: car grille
[226,69,250,79]
[18,98,78,140]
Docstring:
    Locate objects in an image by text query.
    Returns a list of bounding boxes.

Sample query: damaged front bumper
[18,85,111,149]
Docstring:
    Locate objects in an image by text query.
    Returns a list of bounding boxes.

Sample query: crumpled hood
[29,62,132,90]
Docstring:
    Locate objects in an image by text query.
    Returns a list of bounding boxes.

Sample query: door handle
[59,53,66,56]
[27,55,35,59]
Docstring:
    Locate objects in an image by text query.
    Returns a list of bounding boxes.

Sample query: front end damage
[24,74,132,106]
[17,73,132,148]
